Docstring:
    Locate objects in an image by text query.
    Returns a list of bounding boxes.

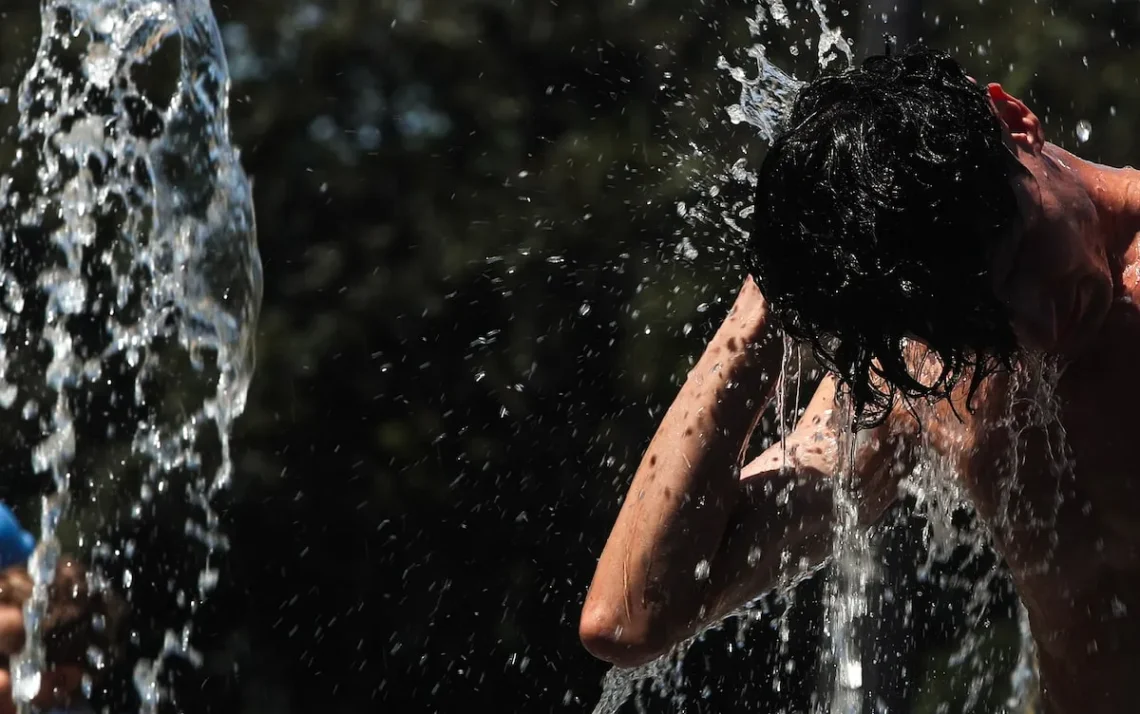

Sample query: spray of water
[0,0,260,709]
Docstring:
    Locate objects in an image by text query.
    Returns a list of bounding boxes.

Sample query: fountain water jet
[0,0,261,710]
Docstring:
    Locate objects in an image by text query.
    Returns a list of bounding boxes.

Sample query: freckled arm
[578,280,903,668]
[578,278,779,666]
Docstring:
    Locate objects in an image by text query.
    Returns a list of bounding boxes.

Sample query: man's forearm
[580,279,782,663]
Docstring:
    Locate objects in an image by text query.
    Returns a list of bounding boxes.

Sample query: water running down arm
[579,279,903,668]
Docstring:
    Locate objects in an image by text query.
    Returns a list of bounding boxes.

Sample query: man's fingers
[0,607,23,656]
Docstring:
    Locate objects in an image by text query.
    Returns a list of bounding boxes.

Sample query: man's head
[751,45,1114,425]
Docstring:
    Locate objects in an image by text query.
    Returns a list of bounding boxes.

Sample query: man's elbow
[578,601,671,669]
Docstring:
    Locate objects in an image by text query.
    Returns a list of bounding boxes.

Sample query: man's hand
[0,563,91,714]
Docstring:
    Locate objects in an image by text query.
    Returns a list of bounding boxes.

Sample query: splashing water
[683,0,850,267]
[718,0,852,144]
[1,0,260,710]
[590,641,693,714]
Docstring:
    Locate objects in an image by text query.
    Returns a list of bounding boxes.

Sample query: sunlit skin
[580,83,1140,714]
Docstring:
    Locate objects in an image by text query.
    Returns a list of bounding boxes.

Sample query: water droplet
[86,647,106,671]
[10,669,40,704]
[694,559,710,580]
[840,660,863,688]
[1076,120,1092,144]
[197,568,219,593]
[82,43,118,88]
[578,302,591,316]
[747,546,763,567]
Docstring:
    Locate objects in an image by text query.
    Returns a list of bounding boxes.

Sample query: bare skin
[581,84,1140,714]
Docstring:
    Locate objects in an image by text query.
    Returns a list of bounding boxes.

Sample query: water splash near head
[678,1,851,272]
[1,0,260,709]
[718,0,851,144]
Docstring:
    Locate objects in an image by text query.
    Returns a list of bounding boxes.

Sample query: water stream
[823,395,871,714]
[0,0,260,710]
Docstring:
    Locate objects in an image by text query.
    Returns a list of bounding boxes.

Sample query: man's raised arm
[578,278,905,668]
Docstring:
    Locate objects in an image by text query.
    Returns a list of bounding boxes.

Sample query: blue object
[0,503,35,569]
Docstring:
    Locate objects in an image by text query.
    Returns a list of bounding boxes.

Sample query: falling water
[1,0,260,710]
[723,1,881,711]
[590,641,693,714]
[822,395,871,714]
[716,6,872,704]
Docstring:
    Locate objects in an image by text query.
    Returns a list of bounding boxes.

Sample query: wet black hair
[751,45,1025,427]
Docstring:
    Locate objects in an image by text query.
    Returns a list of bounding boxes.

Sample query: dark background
[2,0,1140,712]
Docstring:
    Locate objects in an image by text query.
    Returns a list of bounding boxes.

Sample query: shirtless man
[579,46,1140,713]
